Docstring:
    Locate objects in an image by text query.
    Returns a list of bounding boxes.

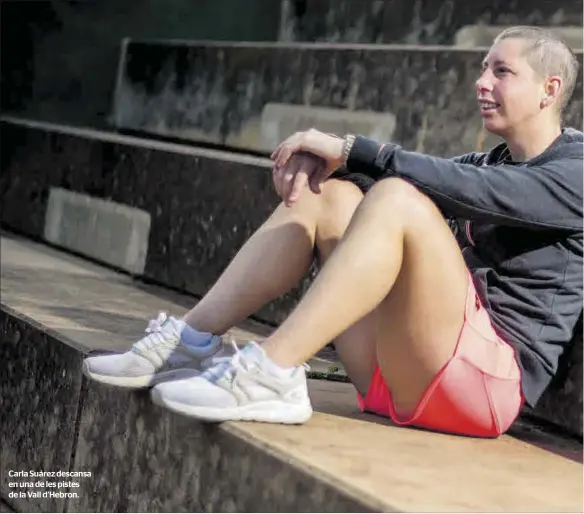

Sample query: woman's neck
[504,121,562,162]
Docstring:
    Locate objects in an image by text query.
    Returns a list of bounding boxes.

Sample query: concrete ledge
[44,187,151,275]
[70,381,372,512]
[111,40,582,155]
[455,25,583,49]
[0,117,301,326]
[259,103,396,153]
[1,234,582,512]
[0,306,86,513]
[0,499,14,512]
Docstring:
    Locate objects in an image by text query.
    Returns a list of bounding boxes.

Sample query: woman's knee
[364,177,443,226]
[277,178,361,215]
[318,178,364,212]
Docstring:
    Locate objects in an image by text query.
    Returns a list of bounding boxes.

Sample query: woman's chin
[482,119,506,137]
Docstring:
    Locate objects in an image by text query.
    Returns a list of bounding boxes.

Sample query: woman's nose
[476,70,492,94]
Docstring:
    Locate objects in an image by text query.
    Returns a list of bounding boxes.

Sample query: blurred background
[1,0,582,145]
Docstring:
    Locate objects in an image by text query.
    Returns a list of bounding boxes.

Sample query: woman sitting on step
[83,26,583,438]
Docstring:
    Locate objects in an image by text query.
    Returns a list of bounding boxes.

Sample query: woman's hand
[272,151,327,207]
[271,129,345,206]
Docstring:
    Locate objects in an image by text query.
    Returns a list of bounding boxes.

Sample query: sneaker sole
[151,388,313,424]
[81,362,202,389]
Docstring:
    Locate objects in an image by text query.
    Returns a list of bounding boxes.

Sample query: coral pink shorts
[358,275,524,437]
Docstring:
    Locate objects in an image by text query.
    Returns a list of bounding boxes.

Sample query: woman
[84,26,583,437]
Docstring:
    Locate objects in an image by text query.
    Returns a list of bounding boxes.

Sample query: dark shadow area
[0,0,281,128]
[0,498,16,512]
[0,0,61,113]
[508,416,583,464]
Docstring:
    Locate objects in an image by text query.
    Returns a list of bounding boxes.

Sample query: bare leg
[184,180,363,336]
[184,178,377,395]
[262,178,469,415]
[183,201,314,334]
[314,189,377,396]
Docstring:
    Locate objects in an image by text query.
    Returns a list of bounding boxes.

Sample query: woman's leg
[84,179,380,391]
[313,192,378,397]
[185,177,378,395]
[182,180,336,333]
[261,178,470,415]
[157,177,520,433]
[183,180,365,334]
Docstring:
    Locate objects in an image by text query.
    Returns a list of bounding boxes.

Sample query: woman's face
[476,38,548,137]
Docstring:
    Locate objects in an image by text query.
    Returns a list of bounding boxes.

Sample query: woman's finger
[287,166,310,206]
[308,162,326,195]
[272,166,283,198]
[271,132,300,162]
[271,141,285,161]
[276,145,296,169]
[271,143,282,162]
[277,165,290,200]
[288,153,324,205]
[273,158,292,198]
[275,133,306,168]
[276,156,300,203]
[281,163,298,204]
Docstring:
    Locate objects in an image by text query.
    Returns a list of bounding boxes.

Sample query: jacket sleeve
[346,136,583,231]
[450,152,487,165]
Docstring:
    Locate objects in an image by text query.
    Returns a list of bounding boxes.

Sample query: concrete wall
[0,0,281,127]
[2,0,581,131]
[279,0,584,44]
[0,118,304,326]
[113,41,583,157]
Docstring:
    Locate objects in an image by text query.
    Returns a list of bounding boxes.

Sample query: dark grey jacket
[347,129,583,407]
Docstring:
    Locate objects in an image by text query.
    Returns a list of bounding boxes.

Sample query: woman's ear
[541,76,562,109]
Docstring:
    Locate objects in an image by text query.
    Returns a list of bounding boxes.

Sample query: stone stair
[110,39,582,159]
[278,0,583,45]
[1,233,582,512]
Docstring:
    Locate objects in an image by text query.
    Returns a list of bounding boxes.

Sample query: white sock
[245,342,296,378]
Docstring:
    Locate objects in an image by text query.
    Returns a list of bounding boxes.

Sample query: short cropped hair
[494,26,580,116]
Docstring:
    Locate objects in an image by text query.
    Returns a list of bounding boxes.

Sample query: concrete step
[0,117,295,327]
[1,117,582,437]
[0,229,339,377]
[111,40,582,155]
[278,0,583,45]
[454,25,583,49]
[1,233,582,513]
[0,500,15,513]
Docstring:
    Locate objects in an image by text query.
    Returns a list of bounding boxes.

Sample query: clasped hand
[270,129,345,207]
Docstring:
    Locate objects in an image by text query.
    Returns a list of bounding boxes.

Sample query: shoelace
[133,312,180,352]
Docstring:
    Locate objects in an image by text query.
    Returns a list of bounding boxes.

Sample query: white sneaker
[82,312,225,388]
[151,342,313,424]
